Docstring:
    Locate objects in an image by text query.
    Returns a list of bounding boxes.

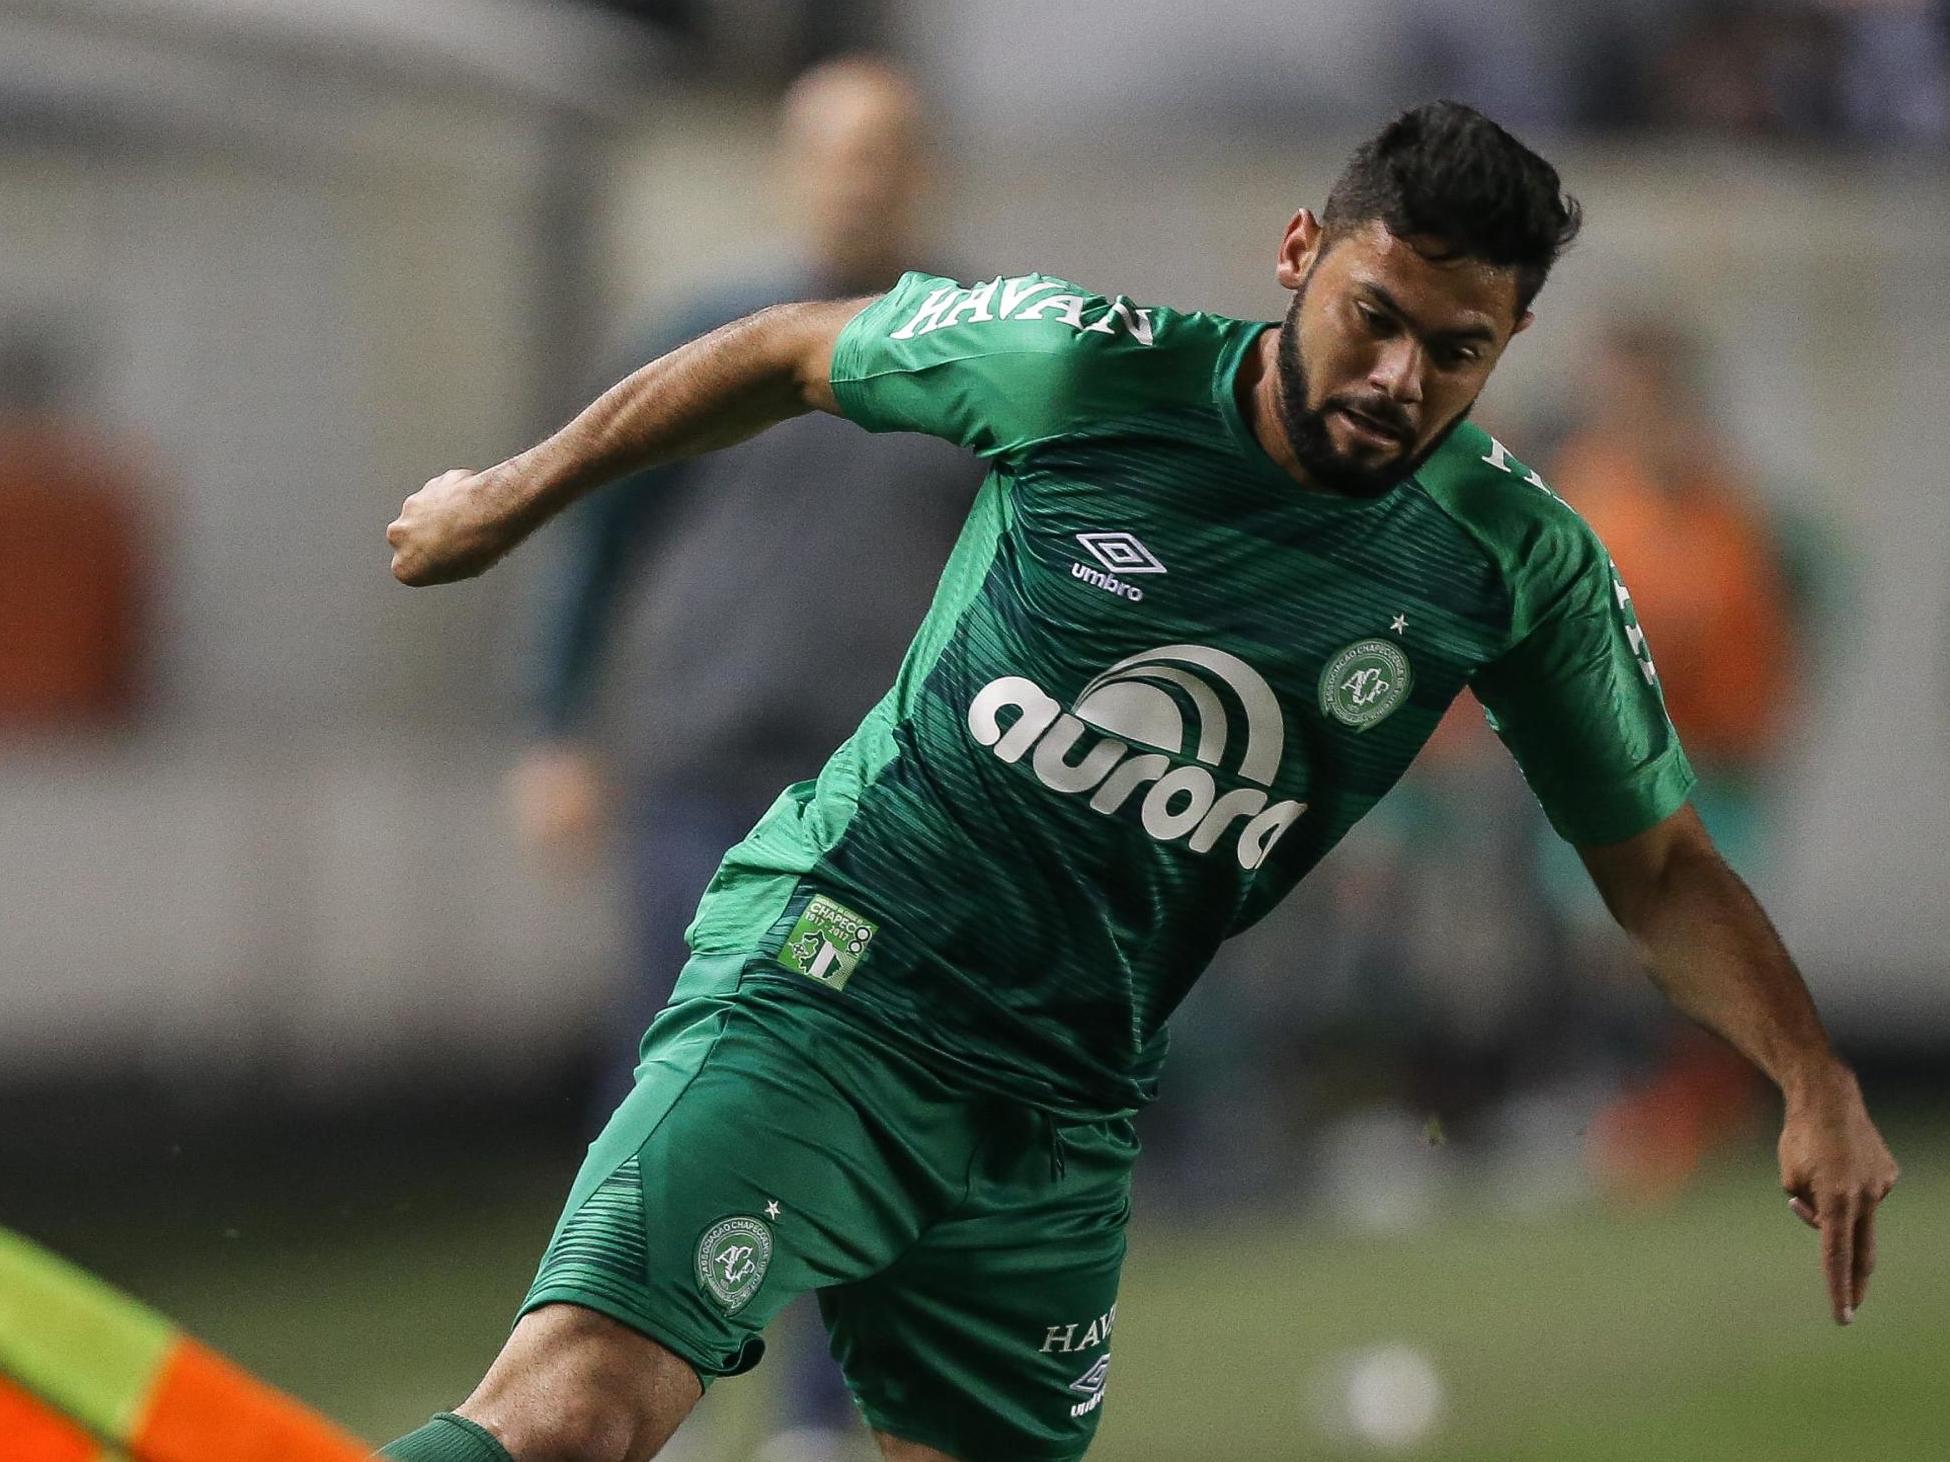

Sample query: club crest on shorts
[695,1216,772,1313]
[1319,638,1413,731]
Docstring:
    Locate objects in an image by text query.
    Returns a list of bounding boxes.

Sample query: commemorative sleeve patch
[776,894,879,991]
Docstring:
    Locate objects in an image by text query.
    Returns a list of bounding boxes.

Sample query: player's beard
[1274,282,1472,500]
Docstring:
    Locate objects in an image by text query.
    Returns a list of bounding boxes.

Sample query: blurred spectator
[508,55,981,1461]
[512,51,980,1098]
[1550,317,1803,1200]
[1552,319,1797,779]
[0,323,150,735]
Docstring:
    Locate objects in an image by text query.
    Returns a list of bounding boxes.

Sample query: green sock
[378,1412,514,1461]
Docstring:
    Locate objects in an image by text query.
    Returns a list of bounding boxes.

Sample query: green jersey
[687,271,1694,1118]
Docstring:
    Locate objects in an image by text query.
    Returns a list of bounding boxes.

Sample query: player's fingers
[1788,1195,1819,1230]
[1852,1202,1877,1311]
[1821,1192,1859,1324]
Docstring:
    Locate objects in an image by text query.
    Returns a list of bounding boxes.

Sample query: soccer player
[379,102,1898,1462]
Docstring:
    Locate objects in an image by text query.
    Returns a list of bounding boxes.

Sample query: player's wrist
[487,449,560,513]
[480,448,588,537]
[1779,1053,1857,1115]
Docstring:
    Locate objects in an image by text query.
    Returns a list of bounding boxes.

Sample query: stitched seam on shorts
[953,1106,990,1213]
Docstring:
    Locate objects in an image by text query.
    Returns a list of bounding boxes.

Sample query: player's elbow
[753,296,874,415]
[1578,803,1717,935]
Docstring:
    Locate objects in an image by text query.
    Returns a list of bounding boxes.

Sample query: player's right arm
[390,270,1163,586]
[387,297,866,587]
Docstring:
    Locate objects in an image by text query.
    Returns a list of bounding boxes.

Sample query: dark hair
[1322,101,1581,313]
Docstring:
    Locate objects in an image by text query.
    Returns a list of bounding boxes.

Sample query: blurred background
[2,1,1947,1458]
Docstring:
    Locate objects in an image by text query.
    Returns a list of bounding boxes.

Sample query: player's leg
[378,952,979,1461]
[822,1110,1136,1462]
[380,1303,700,1461]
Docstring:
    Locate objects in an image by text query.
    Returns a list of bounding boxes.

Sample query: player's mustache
[1324,393,1413,442]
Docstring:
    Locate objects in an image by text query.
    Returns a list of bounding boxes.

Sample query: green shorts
[520,952,1136,1462]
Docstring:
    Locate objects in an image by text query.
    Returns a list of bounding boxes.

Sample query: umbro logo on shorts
[1069,1355,1112,1417]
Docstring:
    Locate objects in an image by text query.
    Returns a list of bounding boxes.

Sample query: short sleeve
[1473,517,1696,845]
[829,271,1165,459]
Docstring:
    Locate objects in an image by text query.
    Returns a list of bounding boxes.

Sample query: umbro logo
[1069,1355,1112,1417]
[1076,531,1166,575]
[1071,1354,1111,1396]
[1071,531,1164,603]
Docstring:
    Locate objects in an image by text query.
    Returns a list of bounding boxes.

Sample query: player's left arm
[1473,490,1897,1325]
[1577,804,1899,1324]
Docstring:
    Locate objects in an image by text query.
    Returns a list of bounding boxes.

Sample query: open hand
[1778,1067,1898,1324]
[387,467,527,586]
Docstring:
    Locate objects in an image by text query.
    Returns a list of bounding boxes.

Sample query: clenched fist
[387,466,529,586]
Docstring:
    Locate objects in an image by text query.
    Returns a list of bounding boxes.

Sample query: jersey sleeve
[828,270,1168,459]
[1473,514,1696,845]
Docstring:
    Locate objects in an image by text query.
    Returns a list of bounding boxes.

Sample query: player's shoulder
[1412,421,1605,586]
[854,269,1245,380]
[832,269,1260,453]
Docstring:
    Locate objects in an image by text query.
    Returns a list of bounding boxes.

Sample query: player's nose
[1368,338,1425,407]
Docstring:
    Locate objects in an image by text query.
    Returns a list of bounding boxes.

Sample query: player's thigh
[823,1118,1136,1462]
[456,1301,700,1461]
[524,963,969,1386]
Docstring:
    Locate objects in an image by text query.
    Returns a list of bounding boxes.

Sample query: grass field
[1107,1152,1947,1462]
[14,1110,1943,1461]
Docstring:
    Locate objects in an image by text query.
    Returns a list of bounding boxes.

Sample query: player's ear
[1511,308,1536,337]
[1275,209,1323,289]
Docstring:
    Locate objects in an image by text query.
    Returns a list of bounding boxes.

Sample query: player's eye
[1435,344,1480,370]
[1355,302,1391,335]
